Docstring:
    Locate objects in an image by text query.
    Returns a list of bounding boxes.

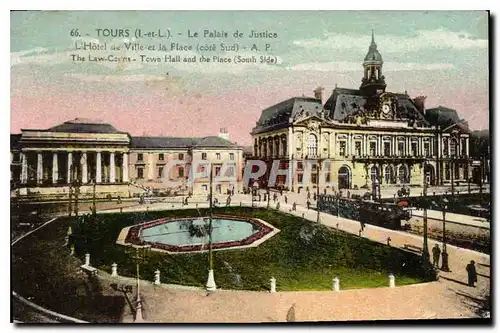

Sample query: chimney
[413,95,427,115]
[314,86,325,105]
[218,127,230,141]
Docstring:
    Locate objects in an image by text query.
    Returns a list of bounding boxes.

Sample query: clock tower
[360,30,387,96]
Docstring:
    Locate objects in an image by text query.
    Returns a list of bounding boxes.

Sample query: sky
[10,11,489,145]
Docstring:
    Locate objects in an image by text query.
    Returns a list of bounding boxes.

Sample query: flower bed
[123,214,274,253]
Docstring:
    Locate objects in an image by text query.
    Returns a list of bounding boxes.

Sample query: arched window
[385,165,395,184]
[398,165,408,184]
[307,134,317,157]
[371,166,379,181]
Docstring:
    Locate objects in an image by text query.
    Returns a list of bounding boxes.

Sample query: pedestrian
[307,191,311,200]
[313,192,317,201]
[432,244,441,268]
[273,193,277,202]
[432,244,441,267]
[276,202,280,210]
[466,260,477,287]
[307,199,311,210]
[226,195,231,207]
[284,195,288,204]
[292,202,297,211]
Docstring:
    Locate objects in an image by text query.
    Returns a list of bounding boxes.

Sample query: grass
[68,207,432,291]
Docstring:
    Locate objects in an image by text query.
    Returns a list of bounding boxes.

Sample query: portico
[15,119,131,199]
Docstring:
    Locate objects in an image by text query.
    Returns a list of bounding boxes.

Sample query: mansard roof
[424,106,462,129]
[252,97,323,134]
[323,87,427,123]
[131,136,239,149]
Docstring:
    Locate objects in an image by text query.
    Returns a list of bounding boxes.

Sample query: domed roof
[364,30,383,63]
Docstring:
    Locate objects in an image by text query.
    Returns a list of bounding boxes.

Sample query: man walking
[284,195,288,204]
[432,244,441,268]
[466,260,478,287]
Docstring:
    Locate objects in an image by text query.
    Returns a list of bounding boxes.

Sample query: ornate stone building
[251,32,473,193]
[10,119,243,200]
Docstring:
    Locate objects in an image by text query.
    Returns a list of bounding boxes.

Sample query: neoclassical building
[10,119,243,200]
[251,32,475,193]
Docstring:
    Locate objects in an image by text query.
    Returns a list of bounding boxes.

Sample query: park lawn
[68,207,431,291]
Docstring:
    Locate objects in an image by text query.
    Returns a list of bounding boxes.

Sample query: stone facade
[250,33,473,193]
[11,120,243,200]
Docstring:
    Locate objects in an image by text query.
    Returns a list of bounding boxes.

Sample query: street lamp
[421,167,430,263]
[126,244,151,322]
[206,163,217,292]
[251,181,259,208]
[441,198,450,271]
[316,159,323,224]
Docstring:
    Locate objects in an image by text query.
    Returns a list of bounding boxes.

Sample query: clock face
[382,104,391,115]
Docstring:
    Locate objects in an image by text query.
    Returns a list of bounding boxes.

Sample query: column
[122,152,129,182]
[67,152,73,183]
[406,137,410,156]
[96,151,102,183]
[36,152,43,184]
[110,152,116,183]
[52,152,58,184]
[21,152,28,184]
[81,152,88,184]
[447,138,451,156]
[466,137,470,156]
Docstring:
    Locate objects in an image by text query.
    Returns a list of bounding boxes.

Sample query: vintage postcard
[10,10,490,323]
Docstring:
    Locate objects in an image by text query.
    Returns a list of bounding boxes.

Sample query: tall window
[307,134,317,157]
[398,141,405,156]
[443,138,449,156]
[229,153,234,160]
[216,153,221,160]
[202,152,207,160]
[450,139,458,157]
[137,153,143,161]
[311,173,317,184]
[215,166,221,176]
[445,164,450,180]
[179,153,184,160]
[461,138,467,156]
[158,153,164,161]
[298,174,304,183]
[297,162,303,170]
[369,142,376,156]
[383,142,391,156]
[424,142,430,157]
[398,165,408,183]
[178,166,184,178]
[158,166,164,178]
[339,141,346,156]
[411,142,418,156]
[355,141,362,156]
[137,167,144,179]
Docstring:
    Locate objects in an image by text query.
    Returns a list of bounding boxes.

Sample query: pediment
[293,116,332,130]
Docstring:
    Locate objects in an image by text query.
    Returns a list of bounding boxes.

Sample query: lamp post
[206,163,217,292]
[441,198,450,271]
[127,245,151,322]
[316,158,323,224]
[422,164,430,263]
[251,181,259,208]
